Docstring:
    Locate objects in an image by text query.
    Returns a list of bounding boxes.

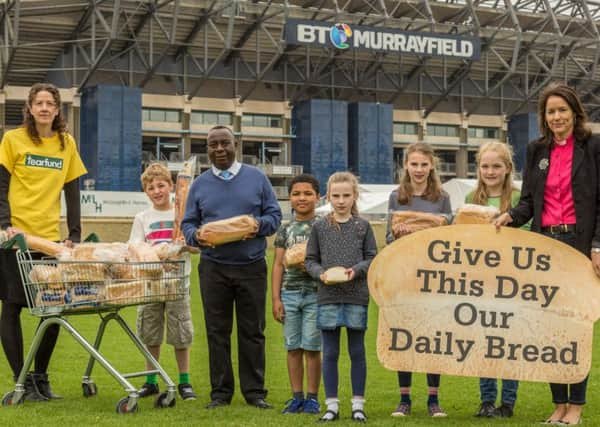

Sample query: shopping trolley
[1,236,188,413]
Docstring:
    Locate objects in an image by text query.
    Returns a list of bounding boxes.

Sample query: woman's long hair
[22,83,68,150]
[471,141,517,213]
[537,82,591,144]
[397,142,443,205]
[326,171,359,229]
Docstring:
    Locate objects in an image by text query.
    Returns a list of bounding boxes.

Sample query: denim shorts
[281,289,321,351]
[317,303,368,331]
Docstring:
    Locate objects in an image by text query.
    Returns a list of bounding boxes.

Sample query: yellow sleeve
[0,131,16,173]
[64,134,87,183]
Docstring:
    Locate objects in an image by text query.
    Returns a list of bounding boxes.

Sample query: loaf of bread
[196,215,258,246]
[105,280,146,303]
[127,242,163,279]
[322,266,349,285]
[391,211,448,234]
[284,241,308,268]
[24,234,67,257]
[70,284,104,303]
[35,288,68,307]
[172,156,196,242]
[29,265,62,287]
[454,203,500,224]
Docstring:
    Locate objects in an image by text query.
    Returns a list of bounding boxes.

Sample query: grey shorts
[136,295,194,348]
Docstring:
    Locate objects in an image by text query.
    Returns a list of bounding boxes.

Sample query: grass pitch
[0,251,599,426]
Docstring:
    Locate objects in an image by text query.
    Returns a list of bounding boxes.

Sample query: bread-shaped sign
[368,224,600,384]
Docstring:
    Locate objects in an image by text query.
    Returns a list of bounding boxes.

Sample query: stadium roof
[3,0,600,118]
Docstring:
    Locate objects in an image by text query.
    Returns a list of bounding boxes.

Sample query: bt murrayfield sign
[285,19,481,60]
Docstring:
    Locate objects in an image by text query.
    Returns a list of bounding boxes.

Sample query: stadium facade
[2,0,600,197]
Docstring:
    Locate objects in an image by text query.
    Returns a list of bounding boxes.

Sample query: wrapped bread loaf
[127,242,163,279]
[105,280,146,303]
[58,243,111,282]
[391,211,448,234]
[35,288,68,307]
[70,284,104,303]
[284,241,308,268]
[454,203,500,225]
[196,215,258,246]
[172,156,196,242]
[29,265,62,287]
[322,266,349,285]
[24,234,67,257]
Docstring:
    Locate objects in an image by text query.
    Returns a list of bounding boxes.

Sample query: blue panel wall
[80,85,142,191]
[507,112,539,175]
[292,99,348,194]
[348,102,393,184]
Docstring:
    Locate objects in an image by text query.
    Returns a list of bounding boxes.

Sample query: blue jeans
[281,289,320,351]
[480,378,518,405]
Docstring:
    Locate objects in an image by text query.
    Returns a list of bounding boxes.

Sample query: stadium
[3,0,600,196]
[2,2,600,426]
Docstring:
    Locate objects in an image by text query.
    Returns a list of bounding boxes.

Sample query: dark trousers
[542,230,588,405]
[0,301,59,378]
[198,258,267,402]
[397,372,441,388]
[321,327,366,398]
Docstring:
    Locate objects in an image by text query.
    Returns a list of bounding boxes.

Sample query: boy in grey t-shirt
[272,174,321,414]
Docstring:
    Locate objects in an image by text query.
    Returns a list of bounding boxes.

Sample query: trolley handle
[2,234,27,251]
[1,232,99,252]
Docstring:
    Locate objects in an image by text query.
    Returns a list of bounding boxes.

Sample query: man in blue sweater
[182,126,281,410]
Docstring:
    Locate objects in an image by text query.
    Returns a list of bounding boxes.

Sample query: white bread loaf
[196,215,258,246]
[454,203,500,224]
[322,266,349,285]
[105,280,146,303]
[392,210,447,234]
[284,241,307,268]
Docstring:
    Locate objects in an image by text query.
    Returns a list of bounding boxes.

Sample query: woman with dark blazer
[495,82,600,425]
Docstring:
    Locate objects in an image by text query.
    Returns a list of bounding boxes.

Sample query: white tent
[315,178,523,217]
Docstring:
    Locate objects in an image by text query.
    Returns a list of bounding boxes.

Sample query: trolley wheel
[116,396,138,414]
[82,382,97,398]
[2,391,24,406]
[154,392,176,408]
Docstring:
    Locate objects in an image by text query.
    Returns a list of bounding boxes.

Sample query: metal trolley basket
[2,237,188,413]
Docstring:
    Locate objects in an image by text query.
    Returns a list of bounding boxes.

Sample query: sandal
[317,410,339,422]
[351,409,367,423]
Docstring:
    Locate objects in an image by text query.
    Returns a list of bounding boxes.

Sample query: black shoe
[247,398,273,409]
[23,373,48,402]
[493,403,514,418]
[138,382,159,398]
[178,383,197,401]
[206,398,230,409]
[475,401,495,417]
[32,373,62,399]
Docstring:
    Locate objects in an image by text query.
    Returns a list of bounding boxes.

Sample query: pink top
[541,134,577,227]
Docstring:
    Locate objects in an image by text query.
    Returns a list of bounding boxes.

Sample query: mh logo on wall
[25,154,63,170]
[330,23,352,49]
[285,19,481,60]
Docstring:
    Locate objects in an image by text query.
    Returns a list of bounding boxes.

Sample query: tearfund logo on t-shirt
[25,154,63,170]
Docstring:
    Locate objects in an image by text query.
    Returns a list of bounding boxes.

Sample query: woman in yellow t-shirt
[0,83,87,401]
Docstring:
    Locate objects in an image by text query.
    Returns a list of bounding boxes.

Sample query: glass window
[393,122,418,135]
[468,126,498,139]
[242,113,282,128]
[428,124,458,137]
[149,109,165,121]
[165,110,180,123]
[218,113,232,125]
[241,115,253,126]
[142,109,150,121]
[269,116,281,128]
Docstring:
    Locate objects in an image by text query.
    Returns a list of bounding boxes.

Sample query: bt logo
[330,23,352,49]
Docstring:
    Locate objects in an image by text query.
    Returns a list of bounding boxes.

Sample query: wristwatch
[592,247,600,254]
